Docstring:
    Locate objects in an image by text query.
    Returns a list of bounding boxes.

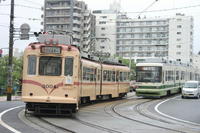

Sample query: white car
[182,81,200,99]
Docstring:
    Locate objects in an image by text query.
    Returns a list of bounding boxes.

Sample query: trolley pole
[7,0,14,101]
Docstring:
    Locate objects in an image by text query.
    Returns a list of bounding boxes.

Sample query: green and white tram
[135,60,200,97]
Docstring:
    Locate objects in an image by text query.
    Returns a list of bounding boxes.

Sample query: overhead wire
[15,4,41,10]
[0,24,9,28]
[128,4,200,14]
[138,0,159,17]
[17,0,43,6]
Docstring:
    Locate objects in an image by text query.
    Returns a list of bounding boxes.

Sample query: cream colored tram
[22,34,130,115]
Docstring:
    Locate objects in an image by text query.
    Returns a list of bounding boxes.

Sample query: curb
[0,96,21,101]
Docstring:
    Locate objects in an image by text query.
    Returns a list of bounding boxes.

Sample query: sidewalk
[0,96,21,101]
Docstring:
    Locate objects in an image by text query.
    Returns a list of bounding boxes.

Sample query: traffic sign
[20,23,30,40]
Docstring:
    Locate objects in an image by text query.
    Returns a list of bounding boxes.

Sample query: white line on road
[0,105,24,133]
[155,96,200,127]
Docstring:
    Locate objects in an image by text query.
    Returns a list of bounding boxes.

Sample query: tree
[118,57,136,80]
[0,56,23,95]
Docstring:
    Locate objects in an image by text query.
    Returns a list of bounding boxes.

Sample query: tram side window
[103,70,108,81]
[83,67,95,81]
[190,72,193,80]
[120,72,123,81]
[65,57,73,76]
[167,71,173,81]
[111,71,116,82]
[28,55,36,75]
[124,72,127,81]
[116,72,119,81]
[165,71,168,81]
[103,70,115,82]
[97,69,100,81]
[181,71,185,80]
[176,71,179,80]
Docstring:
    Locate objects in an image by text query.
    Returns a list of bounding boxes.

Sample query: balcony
[73,27,81,32]
[117,23,169,28]
[73,34,81,39]
[45,21,70,25]
[73,20,81,25]
[46,6,71,10]
[73,13,82,17]
[46,13,71,18]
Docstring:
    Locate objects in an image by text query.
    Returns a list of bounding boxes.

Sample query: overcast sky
[0,0,200,54]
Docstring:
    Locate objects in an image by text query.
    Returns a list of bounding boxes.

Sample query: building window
[176,52,181,55]
[101,27,105,30]
[99,21,106,24]
[176,45,181,48]
[101,16,107,19]
[177,25,182,28]
[177,38,181,41]
[100,46,105,49]
[101,34,105,36]
[177,32,181,35]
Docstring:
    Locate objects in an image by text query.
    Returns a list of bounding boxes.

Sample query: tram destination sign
[41,46,61,54]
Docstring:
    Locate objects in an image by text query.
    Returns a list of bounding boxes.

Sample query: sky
[0,0,200,54]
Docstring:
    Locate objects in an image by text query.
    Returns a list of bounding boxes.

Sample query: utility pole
[7,0,14,101]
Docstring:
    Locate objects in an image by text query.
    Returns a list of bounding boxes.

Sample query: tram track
[135,99,173,124]
[23,95,134,133]
[108,96,188,133]
[23,94,195,133]
[24,114,75,133]
[73,117,124,133]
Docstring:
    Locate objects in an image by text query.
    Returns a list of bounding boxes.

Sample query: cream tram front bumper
[22,96,78,104]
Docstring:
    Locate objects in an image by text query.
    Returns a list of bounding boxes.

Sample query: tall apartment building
[43,0,95,52]
[192,54,200,70]
[116,13,193,63]
[91,0,121,56]
[168,14,193,63]
[93,10,118,56]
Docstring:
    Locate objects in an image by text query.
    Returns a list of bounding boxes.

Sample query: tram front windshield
[39,56,62,76]
[136,66,162,83]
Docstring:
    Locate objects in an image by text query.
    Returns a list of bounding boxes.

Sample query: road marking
[155,96,200,126]
[0,105,24,133]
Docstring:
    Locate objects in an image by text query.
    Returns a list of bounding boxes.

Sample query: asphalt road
[157,96,200,125]
[1,95,200,133]
[0,101,24,133]
[0,101,43,133]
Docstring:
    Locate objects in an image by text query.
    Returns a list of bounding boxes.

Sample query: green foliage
[0,56,23,94]
[118,57,136,80]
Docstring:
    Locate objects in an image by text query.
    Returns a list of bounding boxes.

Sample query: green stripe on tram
[138,84,181,89]
[136,83,182,97]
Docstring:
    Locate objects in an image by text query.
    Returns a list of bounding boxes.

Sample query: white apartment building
[92,10,118,56]
[192,54,200,70]
[168,14,193,63]
[43,0,95,51]
[116,13,193,63]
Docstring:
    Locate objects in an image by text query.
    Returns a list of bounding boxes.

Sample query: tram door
[96,69,101,96]
[116,71,120,95]
[94,68,97,96]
